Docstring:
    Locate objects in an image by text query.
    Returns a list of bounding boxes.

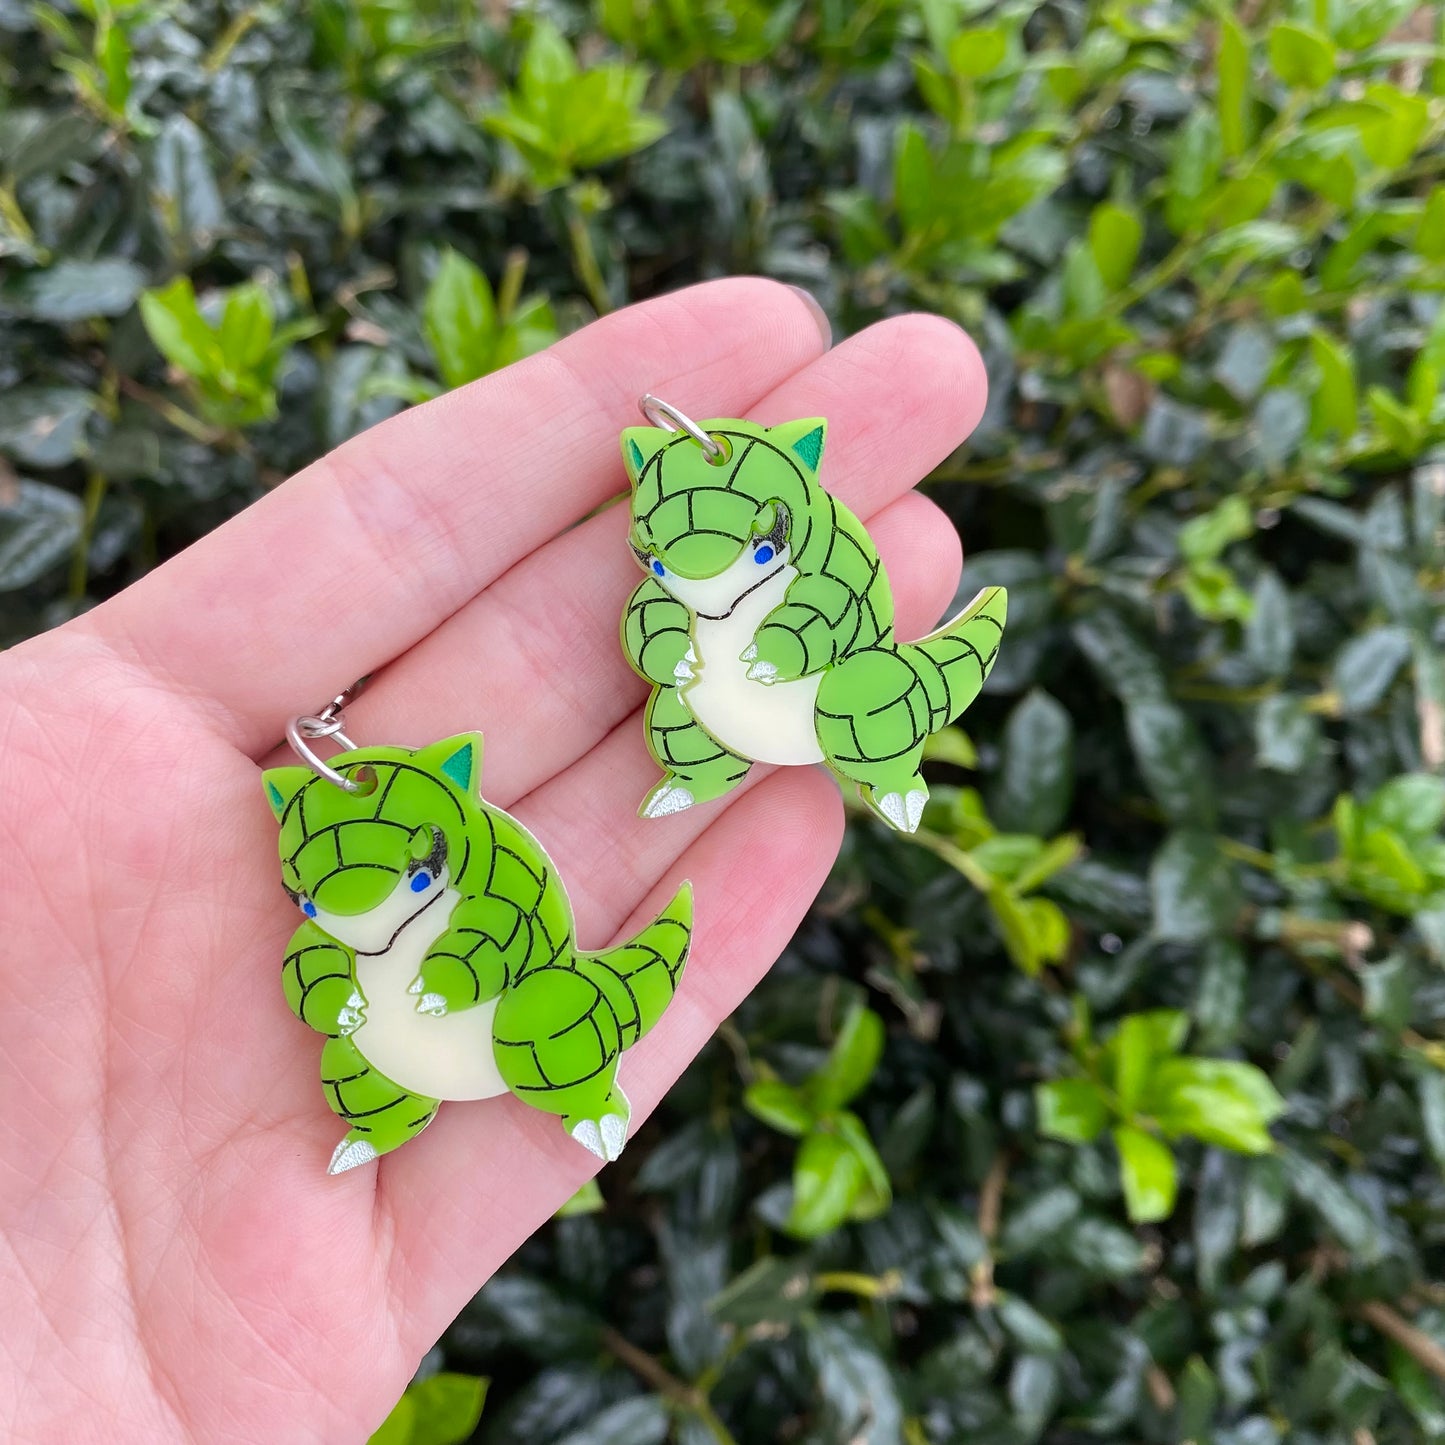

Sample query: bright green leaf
[1088,201,1144,292]
[1036,1078,1110,1144]
[139,276,224,380]
[810,1003,885,1113]
[424,249,499,391]
[1114,1124,1178,1222]
[744,1078,816,1138]
[786,1127,866,1239]
[1216,15,1252,158]
[1268,22,1336,90]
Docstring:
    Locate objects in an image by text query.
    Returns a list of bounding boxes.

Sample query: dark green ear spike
[413,733,485,798]
[619,426,674,484]
[262,766,312,821]
[790,425,825,470]
[439,740,474,792]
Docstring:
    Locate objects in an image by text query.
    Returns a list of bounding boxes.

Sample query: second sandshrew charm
[620,395,1007,833]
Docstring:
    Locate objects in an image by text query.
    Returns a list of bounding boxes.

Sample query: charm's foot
[600,1112,629,1160]
[565,1090,633,1163]
[337,990,366,1036]
[641,781,696,818]
[861,783,928,834]
[328,1135,379,1175]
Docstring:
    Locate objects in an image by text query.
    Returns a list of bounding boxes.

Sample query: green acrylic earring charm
[264,722,691,1174]
[620,398,1007,832]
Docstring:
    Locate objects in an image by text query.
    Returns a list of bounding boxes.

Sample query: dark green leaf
[0,478,84,590]
[1001,1184,1081,1254]
[1150,830,1241,943]
[991,689,1074,837]
[1009,1352,1061,1440]
[5,259,146,321]
[996,1295,1064,1355]
[1332,625,1413,716]
[709,1256,817,1329]
[1126,701,1217,827]
[805,1318,905,1445]
[0,388,93,468]
[1282,1154,1386,1263]
[150,114,224,243]
[1245,571,1293,680]
[1255,693,1322,774]
[553,1396,668,1445]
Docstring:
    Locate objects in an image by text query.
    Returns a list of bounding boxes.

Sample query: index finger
[81,279,830,755]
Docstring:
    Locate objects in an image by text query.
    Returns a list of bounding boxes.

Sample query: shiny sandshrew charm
[620,398,1008,832]
[264,724,691,1174]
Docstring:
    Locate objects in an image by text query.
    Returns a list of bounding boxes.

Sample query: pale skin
[0,279,987,1443]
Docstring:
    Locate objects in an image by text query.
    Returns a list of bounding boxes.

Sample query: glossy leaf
[785,1127,866,1239]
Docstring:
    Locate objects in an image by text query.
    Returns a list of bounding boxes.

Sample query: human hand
[0,279,986,1443]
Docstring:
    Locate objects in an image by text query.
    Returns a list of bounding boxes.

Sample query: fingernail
[787,285,832,349]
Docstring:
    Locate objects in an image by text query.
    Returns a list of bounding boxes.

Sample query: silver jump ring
[286,712,362,791]
[638,394,722,459]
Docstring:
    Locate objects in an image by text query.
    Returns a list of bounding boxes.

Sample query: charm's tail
[899,585,1007,730]
[580,881,693,1051]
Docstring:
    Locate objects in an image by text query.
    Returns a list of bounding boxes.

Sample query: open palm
[0,280,986,1443]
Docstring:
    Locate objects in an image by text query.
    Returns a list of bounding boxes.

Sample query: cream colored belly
[351,892,509,1102]
[682,584,824,766]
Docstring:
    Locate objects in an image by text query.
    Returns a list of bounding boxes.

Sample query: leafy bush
[5,0,1445,1441]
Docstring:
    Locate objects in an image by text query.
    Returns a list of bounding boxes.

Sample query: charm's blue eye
[753,544,775,565]
[651,559,666,578]
[300,899,317,918]
[410,871,432,893]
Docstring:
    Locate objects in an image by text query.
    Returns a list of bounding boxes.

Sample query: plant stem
[116,375,237,449]
[68,469,106,600]
[601,1327,739,1445]
[1357,1300,1445,1381]
[815,1268,903,1300]
[565,193,612,315]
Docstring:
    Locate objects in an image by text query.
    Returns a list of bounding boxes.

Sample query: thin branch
[1357,1300,1445,1381]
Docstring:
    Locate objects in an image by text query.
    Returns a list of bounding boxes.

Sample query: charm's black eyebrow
[406,824,447,877]
[757,502,789,551]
